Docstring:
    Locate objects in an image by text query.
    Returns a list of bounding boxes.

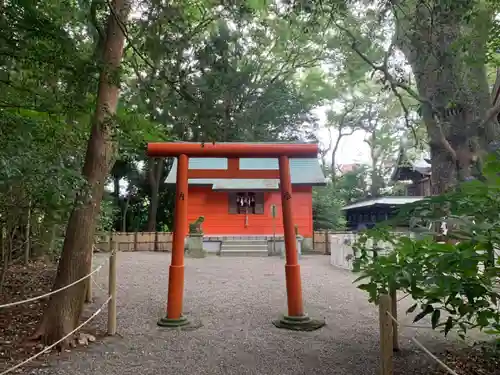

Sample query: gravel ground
[27,253,475,375]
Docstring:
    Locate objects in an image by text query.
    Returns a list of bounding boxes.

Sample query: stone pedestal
[272,314,325,331]
[280,236,303,259]
[301,237,313,252]
[187,234,206,258]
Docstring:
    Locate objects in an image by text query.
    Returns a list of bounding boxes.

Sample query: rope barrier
[0,244,117,375]
[399,324,434,330]
[92,277,107,292]
[0,296,112,375]
[0,251,113,309]
[386,311,458,375]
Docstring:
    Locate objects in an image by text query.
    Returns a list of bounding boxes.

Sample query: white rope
[0,252,113,309]
[0,295,112,375]
[386,311,459,375]
[410,337,459,375]
[92,277,106,292]
[400,324,434,330]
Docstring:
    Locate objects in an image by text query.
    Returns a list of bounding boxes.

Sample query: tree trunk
[122,193,131,232]
[146,158,163,232]
[113,176,120,198]
[368,136,378,196]
[0,221,4,263]
[7,222,14,261]
[370,161,379,197]
[0,244,9,293]
[331,135,341,184]
[34,0,129,346]
[0,222,5,292]
[24,201,31,265]
[493,68,500,125]
[48,224,58,255]
[394,2,500,193]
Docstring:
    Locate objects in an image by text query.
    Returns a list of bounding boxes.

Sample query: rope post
[379,294,393,375]
[390,287,399,352]
[85,252,93,303]
[107,241,117,336]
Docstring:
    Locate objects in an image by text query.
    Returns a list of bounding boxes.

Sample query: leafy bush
[312,183,346,230]
[352,152,500,339]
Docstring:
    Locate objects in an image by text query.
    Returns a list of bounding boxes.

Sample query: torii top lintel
[147,142,319,158]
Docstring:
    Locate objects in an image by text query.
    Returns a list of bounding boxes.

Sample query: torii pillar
[148,142,325,331]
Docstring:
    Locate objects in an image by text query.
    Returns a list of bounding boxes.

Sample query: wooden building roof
[341,196,425,211]
[390,148,431,182]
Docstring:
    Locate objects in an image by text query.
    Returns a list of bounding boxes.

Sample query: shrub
[352,152,500,339]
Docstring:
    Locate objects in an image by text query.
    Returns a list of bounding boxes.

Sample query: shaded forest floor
[0,260,103,373]
[437,344,500,375]
[0,260,54,371]
[0,256,499,375]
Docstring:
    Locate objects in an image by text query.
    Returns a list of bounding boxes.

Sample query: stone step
[221,240,268,246]
[219,238,270,257]
[219,249,269,257]
[220,244,268,251]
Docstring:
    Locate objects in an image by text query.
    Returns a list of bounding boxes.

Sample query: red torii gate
[147,142,325,331]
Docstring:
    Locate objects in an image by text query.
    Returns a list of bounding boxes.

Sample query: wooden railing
[95,231,330,254]
[95,232,173,252]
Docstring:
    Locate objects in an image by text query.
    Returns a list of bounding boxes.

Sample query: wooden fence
[95,232,173,252]
[313,230,342,254]
[95,231,330,254]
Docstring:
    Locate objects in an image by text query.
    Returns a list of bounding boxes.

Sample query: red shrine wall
[186,186,313,237]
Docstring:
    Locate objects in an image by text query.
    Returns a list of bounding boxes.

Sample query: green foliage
[0,0,96,259]
[97,198,119,233]
[352,152,500,338]
[312,183,346,230]
[4,0,494,268]
[0,0,176,259]
[127,3,327,144]
[114,1,344,232]
[337,165,370,202]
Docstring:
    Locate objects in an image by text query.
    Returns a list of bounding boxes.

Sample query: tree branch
[105,0,198,105]
[335,23,460,157]
[336,22,424,102]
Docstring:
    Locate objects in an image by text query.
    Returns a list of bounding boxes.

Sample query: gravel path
[28,253,471,375]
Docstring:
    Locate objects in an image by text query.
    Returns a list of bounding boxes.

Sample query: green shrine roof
[165,157,327,189]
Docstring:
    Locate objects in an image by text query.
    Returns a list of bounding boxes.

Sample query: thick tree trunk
[493,68,500,125]
[394,2,500,193]
[34,0,129,346]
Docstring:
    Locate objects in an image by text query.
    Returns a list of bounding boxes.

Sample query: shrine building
[164,147,326,256]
